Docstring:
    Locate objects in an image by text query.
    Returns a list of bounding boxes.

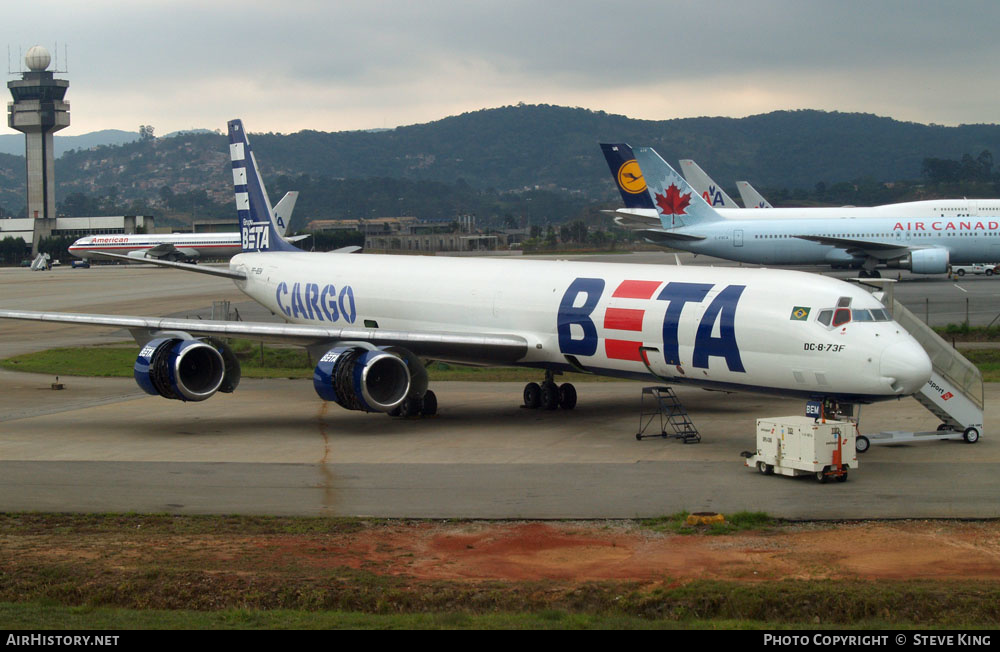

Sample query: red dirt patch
[6,519,1000,586]
[211,520,1000,583]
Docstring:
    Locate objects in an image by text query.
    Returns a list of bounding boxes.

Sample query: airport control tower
[8,45,69,253]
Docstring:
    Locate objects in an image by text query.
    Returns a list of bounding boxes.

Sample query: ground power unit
[742,416,856,483]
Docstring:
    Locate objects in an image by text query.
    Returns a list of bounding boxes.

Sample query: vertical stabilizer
[736,180,773,209]
[228,119,302,253]
[600,143,655,210]
[633,147,726,228]
[272,191,299,236]
[679,160,740,208]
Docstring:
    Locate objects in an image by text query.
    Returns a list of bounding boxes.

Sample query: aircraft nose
[879,339,931,395]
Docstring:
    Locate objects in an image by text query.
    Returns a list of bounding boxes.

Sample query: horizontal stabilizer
[88,251,247,280]
[639,229,707,243]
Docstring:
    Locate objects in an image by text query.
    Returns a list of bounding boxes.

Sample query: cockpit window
[870,308,891,321]
[831,308,852,327]
[853,309,873,322]
[817,309,833,326]
[836,296,852,308]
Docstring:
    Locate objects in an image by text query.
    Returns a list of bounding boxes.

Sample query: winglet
[228,119,302,253]
[633,147,726,228]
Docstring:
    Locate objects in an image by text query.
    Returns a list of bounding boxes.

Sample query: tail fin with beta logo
[228,119,302,253]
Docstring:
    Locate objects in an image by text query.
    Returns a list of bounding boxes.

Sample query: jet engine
[134,337,241,401]
[888,248,949,274]
[313,346,412,412]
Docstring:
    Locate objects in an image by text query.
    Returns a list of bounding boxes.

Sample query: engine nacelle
[134,337,240,402]
[888,248,950,274]
[313,346,412,412]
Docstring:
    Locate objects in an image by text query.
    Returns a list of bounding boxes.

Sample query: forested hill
[3,104,1000,221]
[252,105,1000,192]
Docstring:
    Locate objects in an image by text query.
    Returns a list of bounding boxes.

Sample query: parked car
[950,263,996,277]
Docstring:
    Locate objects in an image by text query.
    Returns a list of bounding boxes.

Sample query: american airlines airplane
[680,159,774,209]
[736,180,773,209]
[0,120,931,424]
[603,143,1000,277]
[67,191,302,262]
[679,160,740,208]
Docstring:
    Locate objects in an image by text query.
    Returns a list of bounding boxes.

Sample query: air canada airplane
[0,121,931,421]
[68,191,303,262]
[604,143,1000,277]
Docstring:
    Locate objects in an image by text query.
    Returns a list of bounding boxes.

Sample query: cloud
[4,0,1000,134]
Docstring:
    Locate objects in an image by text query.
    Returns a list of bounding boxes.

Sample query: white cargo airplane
[605,143,1000,277]
[0,121,931,421]
[67,191,302,262]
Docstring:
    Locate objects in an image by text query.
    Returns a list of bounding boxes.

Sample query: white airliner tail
[679,160,740,208]
[634,148,727,228]
[272,191,298,237]
[737,180,773,209]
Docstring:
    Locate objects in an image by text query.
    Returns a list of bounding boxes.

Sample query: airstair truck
[743,416,856,483]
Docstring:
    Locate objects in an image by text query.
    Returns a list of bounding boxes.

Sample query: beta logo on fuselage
[557,277,745,372]
[275,281,357,323]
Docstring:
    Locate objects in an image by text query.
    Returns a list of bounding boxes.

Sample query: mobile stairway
[852,279,983,452]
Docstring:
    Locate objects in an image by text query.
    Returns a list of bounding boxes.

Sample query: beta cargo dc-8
[0,120,932,419]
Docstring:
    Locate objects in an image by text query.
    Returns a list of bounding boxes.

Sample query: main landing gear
[522,371,577,410]
[389,390,438,418]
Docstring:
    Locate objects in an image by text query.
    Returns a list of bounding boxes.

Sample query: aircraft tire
[540,381,559,410]
[558,383,577,410]
[397,395,423,418]
[523,382,541,409]
[421,390,437,416]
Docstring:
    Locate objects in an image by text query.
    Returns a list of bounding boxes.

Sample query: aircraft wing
[0,309,529,365]
[793,234,911,258]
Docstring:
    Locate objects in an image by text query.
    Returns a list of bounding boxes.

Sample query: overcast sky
[4,0,1000,136]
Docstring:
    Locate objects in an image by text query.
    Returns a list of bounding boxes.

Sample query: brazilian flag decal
[790,306,811,321]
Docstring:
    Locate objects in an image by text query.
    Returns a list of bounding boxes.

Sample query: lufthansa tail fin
[633,147,726,228]
[679,159,740,208]
[228,119,302,253]
[600,143,655,210]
